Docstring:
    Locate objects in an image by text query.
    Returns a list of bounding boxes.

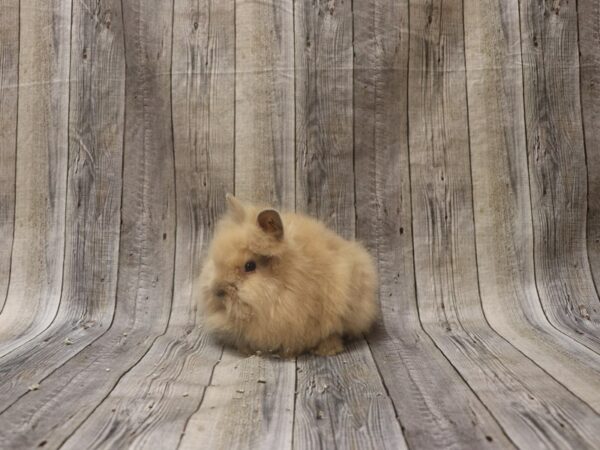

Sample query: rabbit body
[199,195,378,357]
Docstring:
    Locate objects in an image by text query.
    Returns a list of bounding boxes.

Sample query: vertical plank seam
[52,0,76,335]
[404,1,512,442]
[232,0,236,196]
[570,0,600,342]
[350,0,410,445]
[575,0,600,301]
[293,0,297,214]
[406,0,427,341]
[351,0,358,233]
[0,0,21,316]
[164,0,179,360]
[175,345,226,449]
[157,0,180,377]
[40,0,130,436]
[20,0,73,349]
[1,0,116,418]
[91,0,129,368]
[56,0,180,441]
[460,0,600,408]
[516,0,600,354]
[291,0,299,448]
[460,0,518,386]
[10,0,78,356]
[457,0,515,445]
[516,0,547,336]
[0,0,75,357]
[0,0,127,418]
[463,0,592,447]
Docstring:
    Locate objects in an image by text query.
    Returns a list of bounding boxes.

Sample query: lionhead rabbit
[198,194,378,357]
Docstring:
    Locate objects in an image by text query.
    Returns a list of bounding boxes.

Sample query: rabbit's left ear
[257,209,284,240]
[226,193,245,222]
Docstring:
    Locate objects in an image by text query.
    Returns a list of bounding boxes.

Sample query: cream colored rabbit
[198,194,378,357]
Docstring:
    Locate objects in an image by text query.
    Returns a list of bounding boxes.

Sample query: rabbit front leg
[313,334,344,356]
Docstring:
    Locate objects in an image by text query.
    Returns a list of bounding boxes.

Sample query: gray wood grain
[0,0,177,447]
[234,0,295,208]
[180,2,296,449]
[0,0,125,411]
[61,1,234,447]
[294,341,406,450]
[0,0,599,448]
[519,0,600,353]
[181,351,295,450]
[354,0,512,448]
[579,0,600,300]
[295,0,354,232]
[0,0,71,356]
[0,0,19,313]
[408,0,476,329]
[408,2,600,445]
[465,0,600,412]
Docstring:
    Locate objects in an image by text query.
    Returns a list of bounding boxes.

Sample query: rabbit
[198,194,378,357]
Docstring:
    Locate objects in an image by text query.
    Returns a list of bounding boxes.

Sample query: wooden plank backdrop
[0,0,599,448]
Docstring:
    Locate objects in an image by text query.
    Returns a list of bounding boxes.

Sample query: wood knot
[103,11,112,29]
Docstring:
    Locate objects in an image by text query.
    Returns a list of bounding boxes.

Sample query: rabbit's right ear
[257,209,284,240]
[226,193,245,222]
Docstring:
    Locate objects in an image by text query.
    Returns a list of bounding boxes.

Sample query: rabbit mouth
[213,282,238,300]
[216,287,256,316]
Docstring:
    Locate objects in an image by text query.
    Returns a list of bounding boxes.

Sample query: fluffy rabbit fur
[198,194,378,357]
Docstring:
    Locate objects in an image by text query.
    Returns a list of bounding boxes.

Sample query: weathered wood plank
[295,0,354,232]
[519,0,600,352]
[408,0,477,328]
[1,1,599,448]
[61,1,234,447]
[181,351,295,450]
[0,0,177,446]
[294,341,406,450]
[0,0,71,355]
[465,0,600,412]
[293,2,406,449]
[354,0,513,448]
[61,0,125,327]
[0,0,19,313]
[180,2,296,448]
[234,0,295,208]
[61,335,221,450]
[579,0,600,299]
[0,0,125,409]
[408,0,600,446]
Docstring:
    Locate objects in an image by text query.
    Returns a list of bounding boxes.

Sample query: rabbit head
[199,194,290,343]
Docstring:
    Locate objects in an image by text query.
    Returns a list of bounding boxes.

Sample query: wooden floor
[1,0,600,448]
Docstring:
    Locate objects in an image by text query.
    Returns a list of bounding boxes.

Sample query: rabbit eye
[244,260,256,272]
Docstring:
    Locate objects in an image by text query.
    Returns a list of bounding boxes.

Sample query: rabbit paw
[313,335,344,356]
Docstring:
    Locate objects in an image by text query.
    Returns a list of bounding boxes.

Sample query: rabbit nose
[214,282,236,299]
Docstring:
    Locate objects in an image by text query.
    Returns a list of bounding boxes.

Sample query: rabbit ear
[226,193,245,222]
[257,209,284,240]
